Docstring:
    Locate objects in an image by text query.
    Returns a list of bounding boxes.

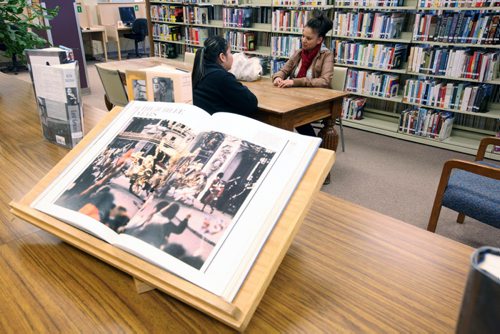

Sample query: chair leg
[338,116,345,152]
[428,191,445,233]
[427,204,442,233]
[457,213,465,224]
[104,94,114,111]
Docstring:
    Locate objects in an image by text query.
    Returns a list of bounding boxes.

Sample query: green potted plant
[0,0,59,71]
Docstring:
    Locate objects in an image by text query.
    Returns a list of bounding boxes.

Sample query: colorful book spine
[398,107,455,141]
[334,41,407,70]
[346,69,400,98]
[272,10,311,33]
[342,96,367,120]
[333,11,405,39]
[271,35,301,57]
[413,12,500,45]
[403,79,493,112]
[408,46,500,82]
[338,0,404,7]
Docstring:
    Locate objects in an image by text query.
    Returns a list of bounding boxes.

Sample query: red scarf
[297,44,321,78]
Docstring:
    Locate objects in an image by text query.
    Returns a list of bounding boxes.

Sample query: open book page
[32,101,320,301]
[32,101,211,241]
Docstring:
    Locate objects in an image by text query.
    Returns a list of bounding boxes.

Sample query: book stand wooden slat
[10,107,335,331]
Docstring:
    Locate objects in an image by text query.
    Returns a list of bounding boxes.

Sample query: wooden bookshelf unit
[144,0,500,158]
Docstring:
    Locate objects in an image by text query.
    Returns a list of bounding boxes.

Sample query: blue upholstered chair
[427,137,500,233]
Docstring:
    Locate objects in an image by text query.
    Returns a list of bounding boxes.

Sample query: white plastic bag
[229,52,262,82]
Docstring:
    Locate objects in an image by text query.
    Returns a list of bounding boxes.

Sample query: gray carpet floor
[9,61,500,249]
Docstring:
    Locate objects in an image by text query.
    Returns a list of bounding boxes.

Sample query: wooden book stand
[10,107,335,331]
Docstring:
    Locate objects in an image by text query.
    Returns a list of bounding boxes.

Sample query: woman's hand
[277,79,293,88]
[273,77,282,86]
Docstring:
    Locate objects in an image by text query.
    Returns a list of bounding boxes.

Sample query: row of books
[337,0,404,6]
[272,0,331,5]
[413,12,500,45]
[153,41,183,58]
[272,10,311,33]
[271,35,301,57]
[408,46,500,82]
[418,0,500,8]
[184,27,210,45]
[153,24,183,42]
[345,69,400,98]
[332,12,405,40]
[224,31,257,51]
[403,79,493,112]
[333,41,407,70]
[271,59,287,73]
[185,6,210,25]
[342,96,366,120]
[150,5,183,23]
[398,107,454,141]
[223,8,253,28]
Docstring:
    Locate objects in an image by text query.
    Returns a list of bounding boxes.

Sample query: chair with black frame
[427,136,500,233]
[123,18,148,59]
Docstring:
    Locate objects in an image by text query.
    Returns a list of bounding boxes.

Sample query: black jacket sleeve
[217,71,258,118]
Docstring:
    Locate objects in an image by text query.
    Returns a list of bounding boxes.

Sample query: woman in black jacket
[192,36,258,117]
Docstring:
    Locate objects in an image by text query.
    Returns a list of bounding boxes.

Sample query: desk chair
[427,137,500,233]
[95,64,129,111]
[124,18,148,58]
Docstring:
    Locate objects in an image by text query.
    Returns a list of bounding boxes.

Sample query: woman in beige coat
[272,10,334,135]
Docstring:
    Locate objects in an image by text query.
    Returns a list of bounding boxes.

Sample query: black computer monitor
[119,7,136,26]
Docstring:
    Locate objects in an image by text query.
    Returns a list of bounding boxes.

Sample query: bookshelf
[145,0,500,158]
[334,0,500,159]
[146,0,334,74]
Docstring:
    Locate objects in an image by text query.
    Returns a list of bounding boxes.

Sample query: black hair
[192,36,229,89]
[306,10,333,38]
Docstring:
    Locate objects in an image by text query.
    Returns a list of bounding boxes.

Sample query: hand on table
[273,78,293,88]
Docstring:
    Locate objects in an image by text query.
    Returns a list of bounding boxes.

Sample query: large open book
[31,101,321,302]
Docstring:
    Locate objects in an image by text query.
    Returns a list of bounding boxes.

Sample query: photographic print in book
[50,116,277,271]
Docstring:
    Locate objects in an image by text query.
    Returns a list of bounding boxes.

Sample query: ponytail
[191,36,228,89]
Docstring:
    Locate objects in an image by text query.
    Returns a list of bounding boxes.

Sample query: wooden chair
[331,66,348,152]
[104,24,122,60]
[427,137,500,233]
[95,64,129,111]
[312,66,348,153]
[184,52,196,66]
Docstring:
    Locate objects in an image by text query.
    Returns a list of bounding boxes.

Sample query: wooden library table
[99,57,349,151]
[0,74,472,332]
[81,26,108,62]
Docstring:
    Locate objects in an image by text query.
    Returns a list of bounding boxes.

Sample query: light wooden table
[98,57,349,151]
[81,26,108,62]
[0,73,472,332]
